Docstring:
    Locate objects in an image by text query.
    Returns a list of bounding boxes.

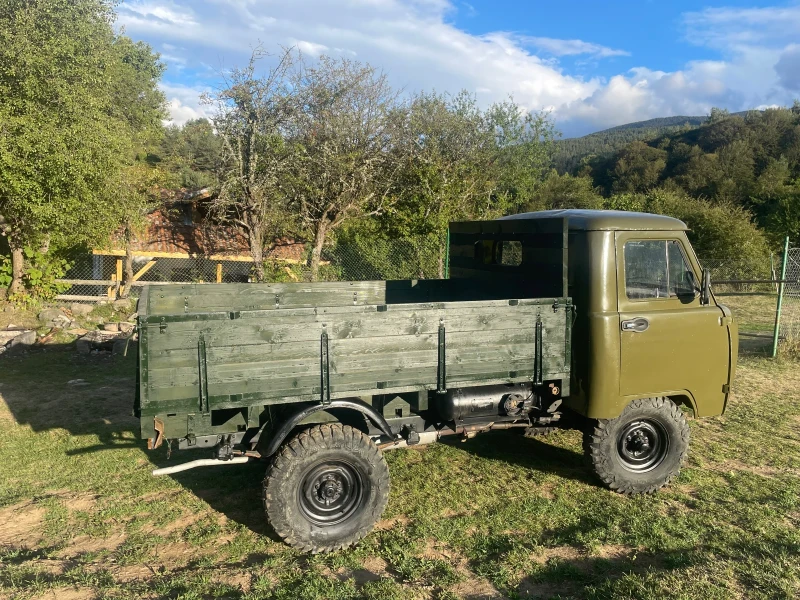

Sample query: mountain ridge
[553,111,752,174]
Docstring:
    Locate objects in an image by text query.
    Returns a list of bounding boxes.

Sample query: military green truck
[135,210,738,553]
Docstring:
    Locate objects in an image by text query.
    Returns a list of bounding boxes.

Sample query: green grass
[1,348,799,599]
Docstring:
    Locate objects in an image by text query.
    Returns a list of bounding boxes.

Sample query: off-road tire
[583,397,689,495]
[263,423,390,553]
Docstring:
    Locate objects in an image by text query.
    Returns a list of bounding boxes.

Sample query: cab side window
[624,240,697,300]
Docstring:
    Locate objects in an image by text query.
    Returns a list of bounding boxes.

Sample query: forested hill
[553,115,711,174]
[565,105,800,247]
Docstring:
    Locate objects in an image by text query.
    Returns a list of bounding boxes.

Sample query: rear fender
[260,399,398,457]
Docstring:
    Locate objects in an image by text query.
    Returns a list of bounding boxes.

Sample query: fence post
[444,228,450,280]
[216,263,223,283]
[772,236,790,358]
[770,253,777,293]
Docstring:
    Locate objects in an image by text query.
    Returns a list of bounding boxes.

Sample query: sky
[116,0,800,138]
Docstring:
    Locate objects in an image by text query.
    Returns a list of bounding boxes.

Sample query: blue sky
[117,0,800,137]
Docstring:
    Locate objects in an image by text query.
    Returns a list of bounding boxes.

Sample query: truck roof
[499,209,688,232]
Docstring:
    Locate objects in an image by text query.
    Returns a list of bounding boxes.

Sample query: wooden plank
[56,279,116,286]
[146,339,564,394]
[54,294,104,302]
[142,279,567,316]
[132,260,157,282]
[144,313,552,352]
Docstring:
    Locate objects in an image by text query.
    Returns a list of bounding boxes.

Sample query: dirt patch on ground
[591,544,631,559]
[375,514,411,530]
[29,587,96,600]
[517,579,578,599]
[711,459,789,477]
[63,494,98,513]
[113,564,156,583]
[151,540,200,565]
[452,576,506,599]
[142,510,207,537]
[0,501,46,547]
[336,555,391,585]
[55,532,126,558]
[531,545,582,565]
[217,570,252,593]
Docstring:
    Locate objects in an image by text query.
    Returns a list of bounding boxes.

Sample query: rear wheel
[263,423,390,553]
[583,397,689,494]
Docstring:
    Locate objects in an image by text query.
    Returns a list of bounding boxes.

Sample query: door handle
[621,318,649,332]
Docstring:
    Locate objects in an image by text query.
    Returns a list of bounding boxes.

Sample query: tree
[114,164,169,297]
[708,107,731,124]
[159,119,222,188]
[0,0,128,296]
[531,171,603,211]
[382,91,497,276]
[489,100,557,212]
[610,141,667,193]
[108,36,169,297]
[289,57,399,281]
[204,47,299,282]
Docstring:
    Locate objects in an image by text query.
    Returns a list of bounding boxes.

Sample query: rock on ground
[70,303,94,317]
[7,330,37,351]
[0,328,25,346]
[38,308,73,328]
[113,299,133,311]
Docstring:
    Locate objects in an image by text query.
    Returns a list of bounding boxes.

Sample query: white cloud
[292,40,329,58]
[683,5,800,49]
[118,0,800,136]
[159,83,212,125]
[519,36,629,58]
[118,0,603,124]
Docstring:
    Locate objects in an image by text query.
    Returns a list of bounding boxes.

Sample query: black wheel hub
[299,461,364,526]
[617,419,669,473]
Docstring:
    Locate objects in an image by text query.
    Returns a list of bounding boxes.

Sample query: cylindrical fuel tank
[434,383,532,421]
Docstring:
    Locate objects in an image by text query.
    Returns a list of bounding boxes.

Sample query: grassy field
[1,340,799,600]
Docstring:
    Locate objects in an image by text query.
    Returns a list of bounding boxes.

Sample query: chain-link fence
[780,248,800,348]
[56,241,797,354]
[56,235,447,302]
[700,257,779,350]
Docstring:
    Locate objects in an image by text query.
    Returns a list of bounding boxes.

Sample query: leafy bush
[0,247,72,304]
[604,189,771,265]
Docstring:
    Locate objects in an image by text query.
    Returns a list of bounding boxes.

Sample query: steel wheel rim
[298,460,364,526]
[616,419,669,473]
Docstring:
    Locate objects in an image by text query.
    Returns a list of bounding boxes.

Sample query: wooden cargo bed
[136,280,572,427]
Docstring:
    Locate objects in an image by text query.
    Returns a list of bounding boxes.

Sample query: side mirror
[700,269,711,305]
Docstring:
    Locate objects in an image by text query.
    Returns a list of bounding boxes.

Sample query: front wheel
[583,397,689,494]
[263,423,390,553]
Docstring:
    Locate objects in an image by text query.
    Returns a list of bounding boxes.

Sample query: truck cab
[496,209,738,421]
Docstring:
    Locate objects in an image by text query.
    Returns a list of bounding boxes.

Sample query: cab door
[616,232,730,417]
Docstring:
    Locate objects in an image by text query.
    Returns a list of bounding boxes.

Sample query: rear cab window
[473,240,523,266]
[624,240,697,300]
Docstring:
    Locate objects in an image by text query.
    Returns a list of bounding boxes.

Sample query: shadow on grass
[442,429,597,488]
[0,345,600,541]
[0,343,139,450]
